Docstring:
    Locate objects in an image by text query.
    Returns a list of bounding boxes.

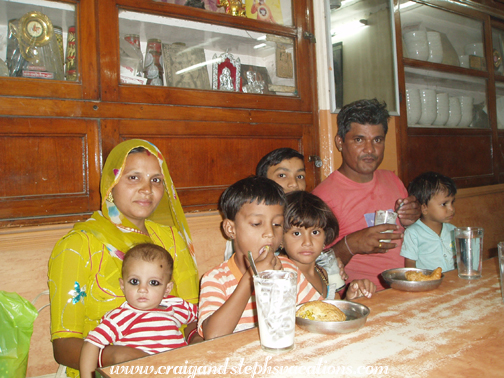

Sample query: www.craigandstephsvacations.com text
[107,357,389,377]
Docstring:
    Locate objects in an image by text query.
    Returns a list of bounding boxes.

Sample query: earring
[338,147,342,152]
[107,192,114,203]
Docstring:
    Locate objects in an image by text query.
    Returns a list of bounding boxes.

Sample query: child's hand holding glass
[345,279,376,300]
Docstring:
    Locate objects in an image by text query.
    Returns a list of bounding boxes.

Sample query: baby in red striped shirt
[80,243,197,378]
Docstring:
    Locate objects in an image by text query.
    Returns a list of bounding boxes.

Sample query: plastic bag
[0,291,38,378]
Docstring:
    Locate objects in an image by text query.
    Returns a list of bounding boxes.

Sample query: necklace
[315,265,329,286]
[116,225,149,236]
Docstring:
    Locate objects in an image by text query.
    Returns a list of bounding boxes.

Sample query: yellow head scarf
[75,139,195,260]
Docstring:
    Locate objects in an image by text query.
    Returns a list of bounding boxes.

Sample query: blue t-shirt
[400,219,457,272]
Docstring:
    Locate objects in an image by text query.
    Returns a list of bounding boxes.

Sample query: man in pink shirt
[312,99,420,290]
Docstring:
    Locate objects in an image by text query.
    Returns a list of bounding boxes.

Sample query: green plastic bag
[0,291,38,378]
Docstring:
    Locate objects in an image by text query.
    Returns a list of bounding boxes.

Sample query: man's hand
[349,224,402,254]
[395,195,421,227]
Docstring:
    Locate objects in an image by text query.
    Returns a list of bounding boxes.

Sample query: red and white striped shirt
[85,296,197,354]
[197,254,323,338]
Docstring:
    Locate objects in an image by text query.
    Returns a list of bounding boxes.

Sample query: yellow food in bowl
[296,301,346,322]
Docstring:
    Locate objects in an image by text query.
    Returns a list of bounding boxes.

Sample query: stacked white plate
[446,97,462,127]
[458,96,473,127]
[418,89,437,125]
[406,87,421,125]
[404,31,429,61]
[432,93,449,126]
[427,32,443,63]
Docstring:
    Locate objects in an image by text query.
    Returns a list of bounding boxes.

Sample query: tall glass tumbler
[498,242,504,302]
[455,227,484,279]
[253,270,297,352]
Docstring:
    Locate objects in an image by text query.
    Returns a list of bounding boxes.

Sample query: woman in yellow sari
[48,139,199,377]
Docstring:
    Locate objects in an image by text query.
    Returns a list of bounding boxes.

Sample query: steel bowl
[295,300,370,334]
[381,268,444,292]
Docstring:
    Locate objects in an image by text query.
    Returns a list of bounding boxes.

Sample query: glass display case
[0,0,76,81]
[399,1,490,130]
[400,1,485,70]
[118,10,295,95]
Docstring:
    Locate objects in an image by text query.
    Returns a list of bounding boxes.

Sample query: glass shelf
[405,67,488,129]
[399,1,485,71]
[0,0,77,81]
[118,9,296,96]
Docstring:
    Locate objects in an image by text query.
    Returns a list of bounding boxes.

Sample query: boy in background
[256,147,306,193]
[401,171,457,272]
[80,243,197,378]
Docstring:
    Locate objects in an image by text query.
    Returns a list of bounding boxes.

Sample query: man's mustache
[359,154,378,160]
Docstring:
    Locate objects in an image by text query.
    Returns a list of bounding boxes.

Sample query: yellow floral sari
[48,140,198,377]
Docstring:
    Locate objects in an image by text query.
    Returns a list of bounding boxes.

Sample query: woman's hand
[345,279,376,300]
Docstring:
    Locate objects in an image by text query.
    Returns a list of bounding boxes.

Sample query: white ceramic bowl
[446,97,462,127]
[406,88,421,125]
[418,89,437,125]
[433,93,449,126]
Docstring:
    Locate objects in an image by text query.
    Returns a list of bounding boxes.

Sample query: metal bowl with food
[295,300,370,334]
[381,268,444,292]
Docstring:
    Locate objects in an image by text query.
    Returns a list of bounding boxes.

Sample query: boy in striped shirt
[80,243,197,378]
[198,176,326,340]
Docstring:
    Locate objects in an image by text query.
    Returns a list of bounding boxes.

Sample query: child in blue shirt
[401,171,457,272]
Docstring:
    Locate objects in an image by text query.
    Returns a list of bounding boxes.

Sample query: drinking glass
[374,210,398,243]
[498,242,504,302]
[253,270,297,352]
[455,227,483,279]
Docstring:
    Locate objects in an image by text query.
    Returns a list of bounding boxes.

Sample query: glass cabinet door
[0,0,77,81]
[399,1,485,70]
[118,9,295,96]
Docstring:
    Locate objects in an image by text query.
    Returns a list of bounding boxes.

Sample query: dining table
[96,257,504,378]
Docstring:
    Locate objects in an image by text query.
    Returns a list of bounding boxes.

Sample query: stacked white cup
[418,89,437,125]
[446,97,462,127]
[406,87,421,126]
[458,96,473,127]
[404,31,429,61]
[433,93,449,126]
[427,32,443,63]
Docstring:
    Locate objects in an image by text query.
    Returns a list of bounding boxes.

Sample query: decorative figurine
[219,67,234,91]
[217,0,246,17]
[212,51,241,92]
[242,70,264,94]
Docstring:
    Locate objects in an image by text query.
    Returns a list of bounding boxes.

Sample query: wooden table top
[97,257,504,378]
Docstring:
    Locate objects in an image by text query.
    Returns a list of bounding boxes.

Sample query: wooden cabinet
[0,0,319,226]
[395,0,504,188]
